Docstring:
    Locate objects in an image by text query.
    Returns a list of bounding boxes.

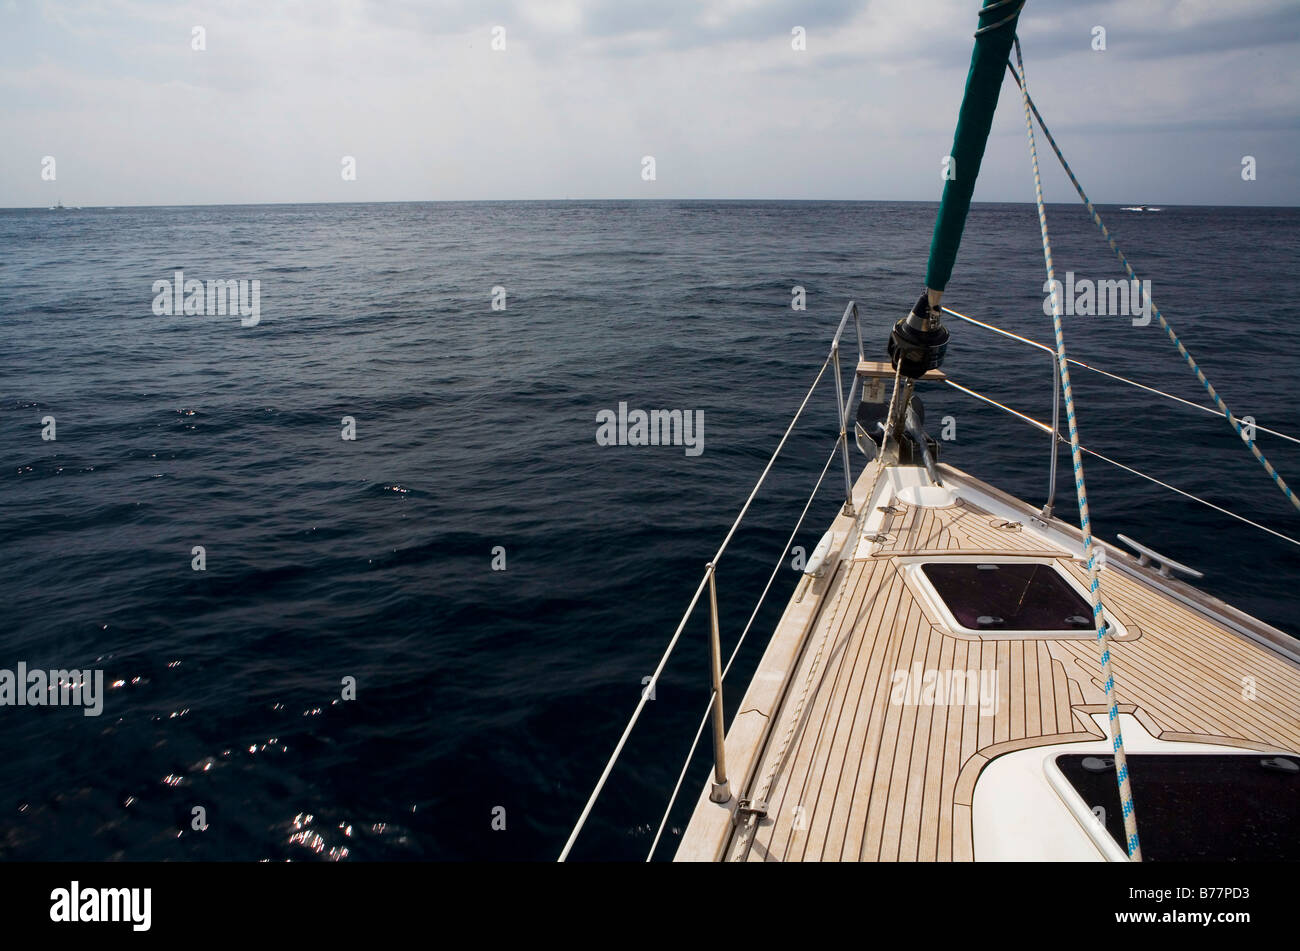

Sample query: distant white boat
[1121,205,1161,212]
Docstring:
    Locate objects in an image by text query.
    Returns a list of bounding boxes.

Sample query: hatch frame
[898,553,1129,640]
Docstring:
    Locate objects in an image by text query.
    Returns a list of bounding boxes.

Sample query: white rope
[943,307,1300,446]
[645,441,841,861]
[731,504,861,862]
[558,351,834,861]
[1014,37,1141,859]
[1009,52,1300,512]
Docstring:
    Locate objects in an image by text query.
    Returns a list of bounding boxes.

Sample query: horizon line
[6,197,1298,211]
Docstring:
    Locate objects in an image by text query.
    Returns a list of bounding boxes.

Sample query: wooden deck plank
[838,565,912,860]
[975,639,994,751]
[797,559,892,861]
[759,559,877,860]
[691,476,1300,864]
[1038,641,1057,736]
[994,641,1011,745]
[1115,592,1300,708]
[820,563,908,861]
[860,593,924,860]
[1101,640,1284,741]
[1051,654,1071,734]
[782,560,876,861]
[898,619,943,861]
[920,633,958,861]
[1024,638,1042,738]
[877,599,929,861]
[1055,640,1201,736]
[937,637,968,862]
[1115,637,1299,748]
[952,804,974,862]
[1011,640,1026,741]
[1062,562,1300,702]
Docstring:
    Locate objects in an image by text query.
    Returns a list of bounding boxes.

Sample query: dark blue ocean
[1,201,1297,861]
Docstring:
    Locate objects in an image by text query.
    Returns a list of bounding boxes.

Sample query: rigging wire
[645,441,842,861]
[943,309,1300,446]
[1013,36,1142,860]
[1006,55,1300,513]
[942,379,1300,548]
[558,351,834,861]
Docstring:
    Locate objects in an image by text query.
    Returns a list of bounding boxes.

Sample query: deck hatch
[919,561,1093,632]
[1053,753,1300,861]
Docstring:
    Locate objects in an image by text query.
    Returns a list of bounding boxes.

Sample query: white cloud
[0,0,1296,206]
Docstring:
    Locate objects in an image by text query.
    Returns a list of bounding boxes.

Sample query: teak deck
[676,461,1300,862]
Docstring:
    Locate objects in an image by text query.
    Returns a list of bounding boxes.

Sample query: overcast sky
[2,0,1297,207]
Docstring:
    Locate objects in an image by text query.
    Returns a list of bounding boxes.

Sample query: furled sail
[884,1,1024,460]
[888,0,1023,385]
[925,0,1025,300]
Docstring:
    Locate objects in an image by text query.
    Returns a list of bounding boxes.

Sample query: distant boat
[1121,205,1161,212]
[49,199,65,210]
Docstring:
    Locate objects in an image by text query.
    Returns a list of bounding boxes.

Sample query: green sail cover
[923,0,1024,293]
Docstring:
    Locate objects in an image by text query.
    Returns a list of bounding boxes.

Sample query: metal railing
[832,301,866,516]
[939,306,1300,549]
[558,300,864,861]
[561,296,1300,861]
[941,307,1062,516]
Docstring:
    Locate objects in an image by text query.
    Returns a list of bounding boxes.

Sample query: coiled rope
[974,0,1027,37]
[1006,53,1300,513]
[1013,37,1141,859]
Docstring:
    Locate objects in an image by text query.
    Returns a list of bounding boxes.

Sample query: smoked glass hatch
[1055,753,1300,861]
[920,561,1094,631]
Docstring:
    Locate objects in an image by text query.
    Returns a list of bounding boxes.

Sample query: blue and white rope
[1007,57,1300,514]
[1013,38,1141,860]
